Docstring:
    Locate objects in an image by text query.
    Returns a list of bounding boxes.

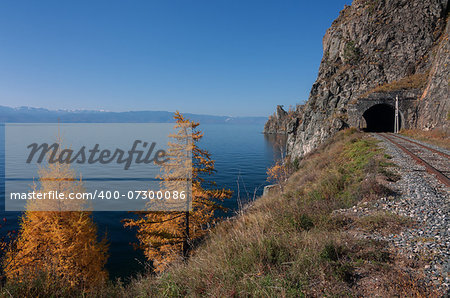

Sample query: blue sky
[0,0,351,117]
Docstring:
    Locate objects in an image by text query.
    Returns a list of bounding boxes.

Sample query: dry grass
[373,72,429,91]
[359,72,429,99]
[116,129,439,297]
[400,128,450,150]
[354,211,415,235]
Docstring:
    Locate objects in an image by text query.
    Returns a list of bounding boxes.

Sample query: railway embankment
[336,133,449,294]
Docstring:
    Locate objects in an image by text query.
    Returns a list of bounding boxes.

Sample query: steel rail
[379,133,450,187]
[387,133,450,160]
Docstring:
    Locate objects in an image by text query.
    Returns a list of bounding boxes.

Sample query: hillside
[265,0,449,159]
[112,130,442,296]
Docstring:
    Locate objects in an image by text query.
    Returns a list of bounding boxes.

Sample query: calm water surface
[0,123,283,279]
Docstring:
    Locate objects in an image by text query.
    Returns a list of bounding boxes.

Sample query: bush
[343,41,361,65]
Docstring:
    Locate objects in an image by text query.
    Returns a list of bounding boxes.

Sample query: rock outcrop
[266,0,449,159]
[263,105,289,134]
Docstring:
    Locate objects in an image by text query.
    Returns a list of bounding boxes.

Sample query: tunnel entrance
[362,104,399,132]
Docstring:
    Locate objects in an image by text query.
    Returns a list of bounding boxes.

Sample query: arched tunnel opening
[362,104,400,132]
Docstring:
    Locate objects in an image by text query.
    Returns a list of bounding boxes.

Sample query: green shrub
[344,41,361,65]
[320,243,343,262]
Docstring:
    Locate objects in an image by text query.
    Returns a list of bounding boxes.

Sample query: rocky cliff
[264,105,289,134]
[265,0,449,159]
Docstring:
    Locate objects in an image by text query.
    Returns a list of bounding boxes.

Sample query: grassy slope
[121,129,436,297]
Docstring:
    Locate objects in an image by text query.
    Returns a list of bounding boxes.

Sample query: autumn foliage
[123,112,232,272]
[3,151,108,290]
[266,156,295,192]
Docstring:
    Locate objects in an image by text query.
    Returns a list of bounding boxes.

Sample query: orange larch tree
[4,148,109,290]
[123,112,232,272]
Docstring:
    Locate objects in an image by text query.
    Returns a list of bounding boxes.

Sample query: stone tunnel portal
[362,103,400,132]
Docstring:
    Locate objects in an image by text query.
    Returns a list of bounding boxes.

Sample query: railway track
[378,133,450,187]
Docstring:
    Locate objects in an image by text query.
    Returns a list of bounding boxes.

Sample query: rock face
[263,105,289,134]
[266,0,449,159]
[416,13,450,130]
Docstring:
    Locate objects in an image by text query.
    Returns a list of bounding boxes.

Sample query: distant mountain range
[0,106,267,125]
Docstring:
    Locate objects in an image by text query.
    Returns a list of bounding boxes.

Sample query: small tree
[123,112,232,272]
[267,158,291,192]
[267,137,293,192]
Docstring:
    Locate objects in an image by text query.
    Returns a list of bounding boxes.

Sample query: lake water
[0,123,283,279]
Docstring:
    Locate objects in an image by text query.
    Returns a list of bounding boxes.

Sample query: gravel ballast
[337,134,449,295]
